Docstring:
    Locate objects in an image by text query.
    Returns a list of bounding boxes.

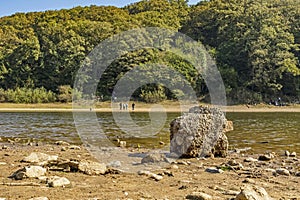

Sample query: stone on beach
[22,152,58,165]
[170,106,232,158]
[47,176,71,187]
[186,192,212,200]
[235,185,273,200]
[141,153,169,164]
[28,197,49,200]
[78,160,107,175]
[11,166,47,180]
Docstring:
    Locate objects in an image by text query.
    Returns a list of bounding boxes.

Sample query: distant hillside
[0,0,299,104]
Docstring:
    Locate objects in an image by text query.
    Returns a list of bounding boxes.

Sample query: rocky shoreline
[0,141,299,200]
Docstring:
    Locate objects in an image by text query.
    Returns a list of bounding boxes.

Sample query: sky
[0,0,200,17]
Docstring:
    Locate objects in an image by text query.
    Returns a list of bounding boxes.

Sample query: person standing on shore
[132,102,135,111]
[119,102,122,110]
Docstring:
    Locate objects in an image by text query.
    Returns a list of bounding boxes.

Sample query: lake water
[0,112,299,153]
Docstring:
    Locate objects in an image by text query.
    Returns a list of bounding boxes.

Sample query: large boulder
[170,106,232,158]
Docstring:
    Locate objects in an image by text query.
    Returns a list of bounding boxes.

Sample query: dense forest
[0,0,299,104]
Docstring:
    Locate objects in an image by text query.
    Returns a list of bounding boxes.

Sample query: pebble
[258,153,274,161]
[55,141,70,146]
[186,192,212,200]
[172,165,179,169]
[285,150,290,157]
[177,160,189,165]
[244,157,258,162]
[2,145,9,149]
[138,170,163,181]
[69,145,81,150]
[48,176,71,187]
[290,152,297,157]
[118,141,126,148]
[205,167,224,174]
[0,162,7,165]
[265,168,276,173]
[276,168,290,176]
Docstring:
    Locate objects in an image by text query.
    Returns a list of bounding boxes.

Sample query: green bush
[139,86,167,103]
[0,87,56,103]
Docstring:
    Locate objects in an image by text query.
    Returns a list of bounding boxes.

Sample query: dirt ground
[0,143,299,200]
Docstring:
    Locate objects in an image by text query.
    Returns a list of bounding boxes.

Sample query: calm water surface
[0,112,299,153]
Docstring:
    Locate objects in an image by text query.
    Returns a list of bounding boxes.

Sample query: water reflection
[0,112,299,153]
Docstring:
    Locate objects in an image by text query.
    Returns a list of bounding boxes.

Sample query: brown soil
[0,143,299,200]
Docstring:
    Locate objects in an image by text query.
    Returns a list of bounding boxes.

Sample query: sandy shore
[0,103,300,112]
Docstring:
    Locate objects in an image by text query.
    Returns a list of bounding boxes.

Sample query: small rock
[276,168,290,176]
[138,170,163,181]
[78,160,107,175]
[0,162,7,165]
[186,192,212,200]
[118,141,126,148]
[284,150,290,157]
[295,172,300,176]
[265,168,276,174]
[10,166,47,180]
[177,160,189,165]
[141,153,168,164]
[138,170,151,176]
[0,198,6,200]
[159,141,165,145]
[258,153,274,161]
[172,164,179,169]
[205,167,224,174]
[69,145,81,150]
[2,145,9,150]
[55,141,70,146]
[48,176,71,187]
[150,173,163,181]
[290,152,297,157]
[244,157,258,162]
[28,197,49,200]
[235,185,273,200]
[61,147,68,151]
[22,152,58,165]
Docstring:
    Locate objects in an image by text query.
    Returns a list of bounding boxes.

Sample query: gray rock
[205,167,224,174]
[11,166,47,180]
[186,192,212,200]
[141,153,168,164]
[0,162,6,165]
[235,185,274,200]
[276,168,290,176]
[78,160,107,175]
[170,106,231,158]
[47,176,70,187]
[22,152,58,165]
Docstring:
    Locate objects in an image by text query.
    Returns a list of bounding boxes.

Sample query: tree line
[0,0,299,104]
